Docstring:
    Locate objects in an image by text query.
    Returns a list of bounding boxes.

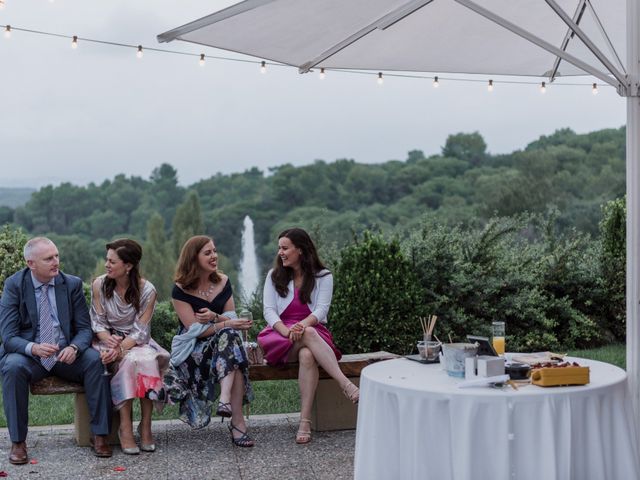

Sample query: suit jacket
[0,268,92,361]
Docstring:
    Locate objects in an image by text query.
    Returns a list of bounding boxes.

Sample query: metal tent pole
[626,0,640,442]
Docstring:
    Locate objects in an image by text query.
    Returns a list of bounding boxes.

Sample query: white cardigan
[262,268,333,327]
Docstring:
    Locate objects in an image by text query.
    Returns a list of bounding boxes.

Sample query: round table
[354,357,640,480]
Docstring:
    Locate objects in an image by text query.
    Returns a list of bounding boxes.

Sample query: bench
[30,377,120,447]
[248,351,398,431]
[30,350,397,445]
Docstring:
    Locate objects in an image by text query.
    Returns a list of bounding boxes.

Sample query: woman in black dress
[163,235,255,446]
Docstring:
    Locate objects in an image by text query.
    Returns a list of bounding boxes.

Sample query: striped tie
[39,284,57,371]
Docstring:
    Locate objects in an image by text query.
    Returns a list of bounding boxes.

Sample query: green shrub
[331,232,422,355]
[0,224,27,296]
[151,300,179,351]
[598,197,625,339]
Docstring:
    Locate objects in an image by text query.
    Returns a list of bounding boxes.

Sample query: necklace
[197,283,215,298]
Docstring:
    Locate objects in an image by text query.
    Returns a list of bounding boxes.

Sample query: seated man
[0,237,112,464]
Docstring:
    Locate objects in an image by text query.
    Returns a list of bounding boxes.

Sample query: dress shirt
[26,272,66,356]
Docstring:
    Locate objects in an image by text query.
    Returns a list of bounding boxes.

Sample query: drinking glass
[492,321,506,355]
[239,309,253,342]
[99,344,111,376]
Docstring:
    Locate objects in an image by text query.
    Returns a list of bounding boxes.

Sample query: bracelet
[119,345,124,357]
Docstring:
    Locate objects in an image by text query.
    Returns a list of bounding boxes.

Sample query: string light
[377,72,384,85]
[488,79,494,92]
[540,81,547,93]
[0,24,607,95]
[319,67,326,80]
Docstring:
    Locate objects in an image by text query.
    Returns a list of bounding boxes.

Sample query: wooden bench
[30,350,397,444]
[248,351,398,431]
[30,377,120,447]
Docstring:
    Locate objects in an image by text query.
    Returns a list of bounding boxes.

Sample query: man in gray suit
[0,237,113,464]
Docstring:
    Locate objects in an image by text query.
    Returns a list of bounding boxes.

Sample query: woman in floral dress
[163,235,255,447]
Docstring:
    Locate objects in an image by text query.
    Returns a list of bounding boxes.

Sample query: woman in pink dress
[90,239,169,455]
[258,228,359,444]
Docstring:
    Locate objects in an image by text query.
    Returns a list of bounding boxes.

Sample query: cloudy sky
[0,0,626,188]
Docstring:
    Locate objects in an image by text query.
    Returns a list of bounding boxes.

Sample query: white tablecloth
[354,357,640,480]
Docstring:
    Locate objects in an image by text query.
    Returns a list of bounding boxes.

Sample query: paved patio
[0,414,356,479]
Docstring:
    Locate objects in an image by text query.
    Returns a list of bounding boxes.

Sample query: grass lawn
[0,343,626,427]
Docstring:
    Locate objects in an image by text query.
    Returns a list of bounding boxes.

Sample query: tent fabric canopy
[158,0,625,83]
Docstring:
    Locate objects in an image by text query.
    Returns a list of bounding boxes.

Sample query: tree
[171,191,204,257]
[142,213,175,300]
[442,132,487,166]
[0,224,28,296]
[47,234,97,282]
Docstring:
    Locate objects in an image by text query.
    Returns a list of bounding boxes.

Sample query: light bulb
[0,1,5,10]
[487,79,494,92]
[199,53,205,66]
[4,25,11,39]
[71,35,78,49]
[260,61,266,74]
[592,83,598,95]
[377,72,384,85]
[433,76,439,88]
[540,81,546,93]
[319,68,325,80]
[136,45,143,59]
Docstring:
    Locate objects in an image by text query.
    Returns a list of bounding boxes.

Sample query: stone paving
[0,414,356,480]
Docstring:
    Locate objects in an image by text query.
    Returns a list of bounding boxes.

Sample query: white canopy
[158,0,640,441]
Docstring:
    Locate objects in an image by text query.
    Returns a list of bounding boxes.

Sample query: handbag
[243,340,264,365]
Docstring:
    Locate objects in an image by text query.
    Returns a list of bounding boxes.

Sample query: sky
[0,0,627,188]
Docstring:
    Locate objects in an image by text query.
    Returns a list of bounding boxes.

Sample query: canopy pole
[626,0,640,446]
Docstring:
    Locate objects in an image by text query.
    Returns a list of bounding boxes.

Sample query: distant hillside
[0,188,35,207]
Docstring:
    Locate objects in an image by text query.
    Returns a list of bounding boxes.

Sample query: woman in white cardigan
[258,228,359,444]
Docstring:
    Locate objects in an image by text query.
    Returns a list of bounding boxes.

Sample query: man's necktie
[39,284,57,371]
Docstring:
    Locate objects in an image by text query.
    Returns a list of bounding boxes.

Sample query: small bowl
[417,340,441,360]
[506,362,531,380]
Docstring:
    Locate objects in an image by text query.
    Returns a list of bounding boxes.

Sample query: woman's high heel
[295,418,312,444]
[342,382,360,404]
[137,424,156,453]
[216,401,232,419]
[118,428,140,455]
[228,422,255,447]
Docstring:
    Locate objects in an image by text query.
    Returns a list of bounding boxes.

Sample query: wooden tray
[531,366,590,387]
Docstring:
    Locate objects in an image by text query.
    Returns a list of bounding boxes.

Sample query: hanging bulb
[260,60,266,74]
[136,45,143,59]
[592,83,598,95]
[319,67,326,80]
[433,76,439,88]
[487,79,494,92]
[199,53,205,66]
[0,1,5,10]
[540,81,546,94]
[4,25,11,39]
[377,72,384,85]
[71,35,78,49]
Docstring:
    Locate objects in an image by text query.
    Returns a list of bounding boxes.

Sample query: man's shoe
[91,435,113,458]
[9,441,28,465]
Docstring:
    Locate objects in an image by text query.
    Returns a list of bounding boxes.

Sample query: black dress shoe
[91,435,113,458]
[9,441,28,465]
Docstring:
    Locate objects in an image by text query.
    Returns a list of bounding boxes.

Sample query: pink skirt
[257,317,342,365]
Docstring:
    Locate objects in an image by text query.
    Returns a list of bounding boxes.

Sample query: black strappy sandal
[216,401,232,419]
[228,422,255,447]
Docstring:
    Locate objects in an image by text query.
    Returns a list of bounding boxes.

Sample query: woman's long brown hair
[174,235,222,291]
[103,238,143,312]
[271,228,329,304]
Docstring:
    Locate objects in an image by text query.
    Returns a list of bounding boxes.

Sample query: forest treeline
[0,126,626,302]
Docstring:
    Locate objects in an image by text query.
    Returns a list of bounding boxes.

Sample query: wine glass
[99,344,111,376]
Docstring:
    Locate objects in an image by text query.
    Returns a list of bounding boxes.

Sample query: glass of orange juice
[492,321,505,355]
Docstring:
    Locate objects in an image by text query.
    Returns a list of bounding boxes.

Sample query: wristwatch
[69,344,79,353]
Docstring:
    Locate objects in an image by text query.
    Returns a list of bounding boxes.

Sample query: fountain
[239,215,260,300]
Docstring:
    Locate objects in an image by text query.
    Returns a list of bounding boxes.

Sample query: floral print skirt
[163,327,254,428]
